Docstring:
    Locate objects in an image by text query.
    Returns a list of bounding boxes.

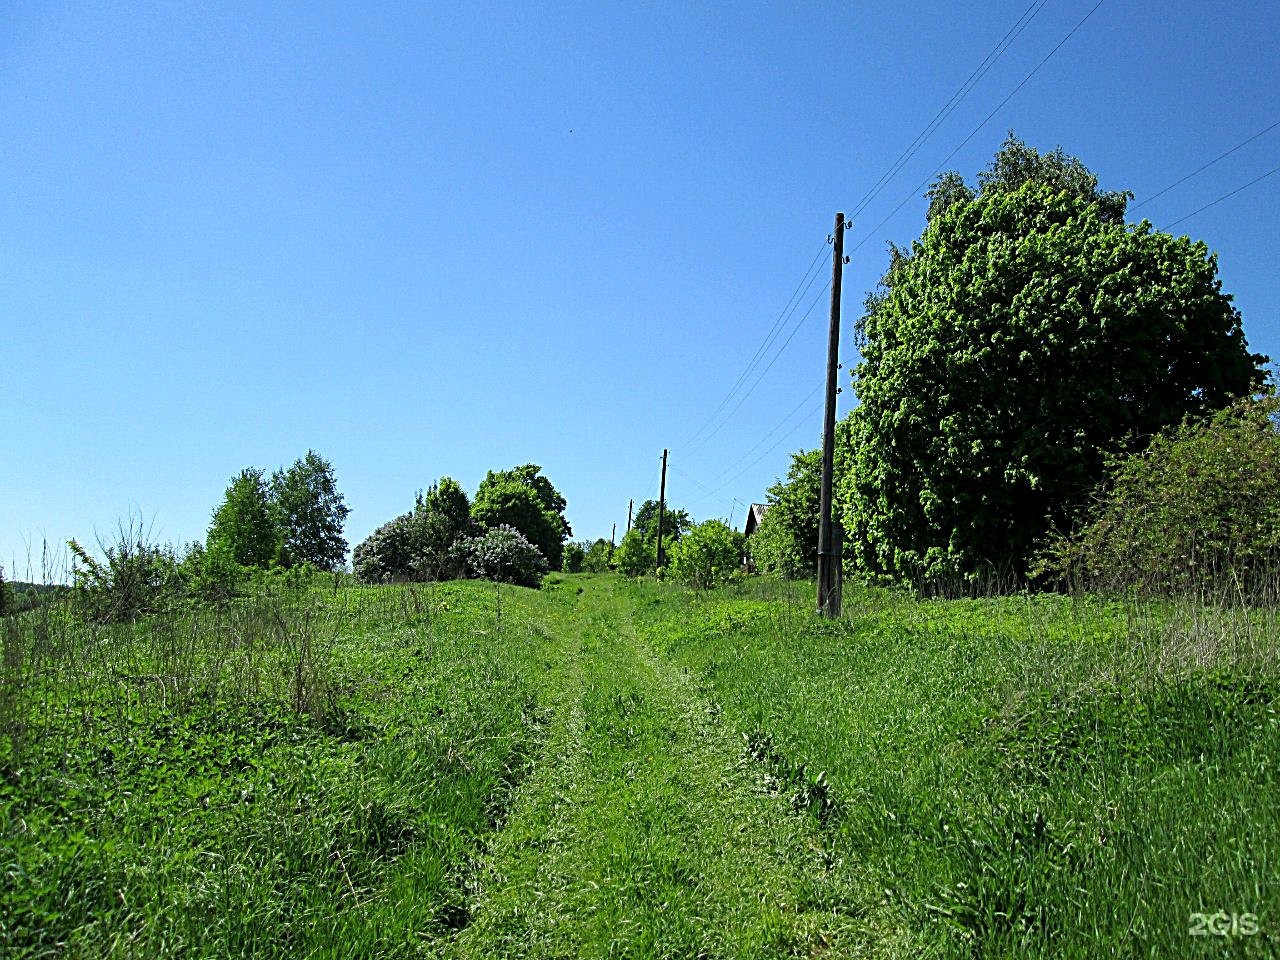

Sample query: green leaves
[471,465,570,571]
[842,138,1266,589]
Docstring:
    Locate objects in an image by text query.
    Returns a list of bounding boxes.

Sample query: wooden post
[626,499,633,534]
[817,213,846,618]
[656,449,668,570]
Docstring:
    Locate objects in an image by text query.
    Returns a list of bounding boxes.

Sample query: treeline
[352,465,569,588]
[750,136,1275,597]
[63,450,351,622]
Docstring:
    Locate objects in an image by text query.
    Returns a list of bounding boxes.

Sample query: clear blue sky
[4,1,1278,578]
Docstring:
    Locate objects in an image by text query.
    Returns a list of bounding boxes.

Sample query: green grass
[2,573,1278,957]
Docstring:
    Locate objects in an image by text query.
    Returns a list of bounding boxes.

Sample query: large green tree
[207,468,281,568]
[271,451,350,571]
[749,449,822,579]
[631,500,692,549]
[842,136,1267,588]
[352,476,472,583]
[471,464,571,570]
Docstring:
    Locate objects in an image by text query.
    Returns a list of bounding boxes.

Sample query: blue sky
[3,1,1278,577]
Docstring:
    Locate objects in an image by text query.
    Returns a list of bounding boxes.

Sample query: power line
[849,0,1051,222]
[1166,161,1280,229]
[679,241,829,451]
[680,278,832,461]
[705,382,824,485]
[1132,119,1280,211]
[848,0,1110,258]
[670,465,735,509]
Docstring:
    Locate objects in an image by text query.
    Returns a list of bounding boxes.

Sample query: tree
[583,538,613,572]
[464,525,548,588]
[669,520,743,589]
[207,468,281,567]
[842,136,1267,588]
[631,500,692,546]
[613,529,655,577]
[562,541,586,573]
[353,477,472,583]
[0,563,9,616]
[272,451,350,571]
[472,465,570,570]
[1042,395,1280,597]
[749,449,822,579]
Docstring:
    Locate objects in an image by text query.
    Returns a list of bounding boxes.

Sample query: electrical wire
[1166,161,1280,229]
[681,278,832,461]
[679,241,829,451]
[847,0,1110,258]
[1132,119,1280,211]
[849,0,1052,222]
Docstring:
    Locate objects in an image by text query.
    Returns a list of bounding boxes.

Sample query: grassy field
[2,574,1277,957]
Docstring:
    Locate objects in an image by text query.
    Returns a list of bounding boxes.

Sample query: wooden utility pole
[626,499,634,534]
[817,213,847,618]
[611,523,616,548]
[655,449,669,569]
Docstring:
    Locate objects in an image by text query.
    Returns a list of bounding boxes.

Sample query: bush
[179,539,244,602]
[583,538,613,573]
[613,529,655,578]
[352,478,473,584]
[562,541,586,573]
[749,449,822,579]
[1042,395,1280,598]
[464,525,548,588]
[68,520,182,623]
[669,520,744,589]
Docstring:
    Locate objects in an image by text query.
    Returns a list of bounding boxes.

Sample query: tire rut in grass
[449,581,868,958]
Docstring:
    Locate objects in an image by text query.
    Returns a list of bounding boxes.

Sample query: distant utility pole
[611,523,616,548]
[655,449,669,570]
[817,213,847,618]
[626,499,634,534]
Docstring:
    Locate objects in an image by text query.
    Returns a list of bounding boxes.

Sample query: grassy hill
[2,575,1275,957]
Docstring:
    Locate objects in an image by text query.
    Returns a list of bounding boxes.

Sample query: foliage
[629,578,1280,959]
[68,520,182,623]
[352,477,472,584]
[472,465,569,570]
[463,524,549,588]
[631,500,692,548]
[613,529,655,577]
[1042,395,1280,597]
[178,539,244,602]
[207,467,281,568]
[561,541,586,573]
[749,449,822,579]
[0,564,8,616]
[842,135,1267,589]
[271,451,351,571]
[0,580,554,959]
[582,538,613,573]
[668,520,743,589]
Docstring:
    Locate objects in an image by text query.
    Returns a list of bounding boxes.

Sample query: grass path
[449,577,867,958]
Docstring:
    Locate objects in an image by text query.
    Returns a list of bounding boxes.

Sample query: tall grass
[0,578,554,958]
[634,576,1280,957]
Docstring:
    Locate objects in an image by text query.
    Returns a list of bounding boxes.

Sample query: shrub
[68,520,182,623]
[562,541,586,573]
[613,529,654,578]
[353,478,473,583]
[1041,395,1280,598]
[179,539,244,602]
[669,520,744,589]
[583,538,613,572]
[464,525,548,588]
[749,449,822,579]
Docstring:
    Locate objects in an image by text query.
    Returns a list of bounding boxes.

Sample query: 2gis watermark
[1189,911,1261,938]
